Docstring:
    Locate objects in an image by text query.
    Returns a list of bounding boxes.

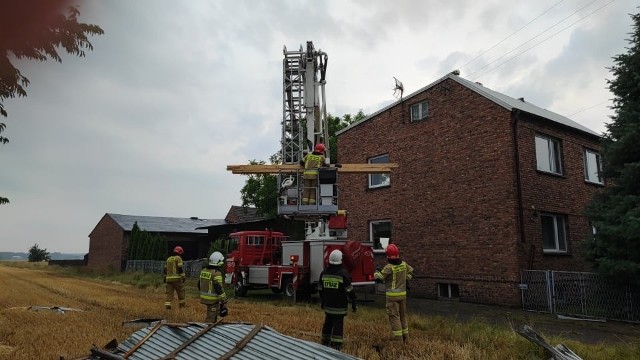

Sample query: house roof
[336,72,600,137]
[107,213,225,234]
[88,321,359,360]
[225,205,270,224]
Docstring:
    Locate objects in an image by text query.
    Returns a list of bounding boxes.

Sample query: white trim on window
[370,219,391,252]
[535,134,563,175]
[368,154,390,188]
[410,101,428,121]
[584,149,603,184]
[541,213,568,253]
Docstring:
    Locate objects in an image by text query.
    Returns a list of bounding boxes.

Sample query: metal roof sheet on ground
[108,213,226,233]
[336,72,600,138]
[92,322,359,360]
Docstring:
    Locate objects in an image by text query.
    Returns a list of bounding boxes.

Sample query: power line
[460,0,567,71]
[567,99,610,117]
[466,0,601,78]
[471,0,616,80]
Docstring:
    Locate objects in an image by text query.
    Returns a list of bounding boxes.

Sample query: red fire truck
[225,212,375,299]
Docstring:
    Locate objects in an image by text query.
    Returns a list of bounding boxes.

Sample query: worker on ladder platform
[300,143,326,205]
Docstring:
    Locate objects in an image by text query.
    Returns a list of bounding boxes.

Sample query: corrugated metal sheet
[92,322,360,360]
[108,213,226,233]
[336,72,600,137]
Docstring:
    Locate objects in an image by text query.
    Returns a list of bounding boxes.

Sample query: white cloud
[1,0,637,252]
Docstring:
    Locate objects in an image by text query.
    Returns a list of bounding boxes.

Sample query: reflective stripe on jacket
[199,268,227,304]
[165,255,185,282]
[374,260,414,298]
[303,153,324,177]
[318,265,357,315]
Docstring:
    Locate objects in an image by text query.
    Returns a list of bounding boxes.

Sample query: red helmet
[385,244,400,259]
[173,246,184,255]
[314,143,326,153]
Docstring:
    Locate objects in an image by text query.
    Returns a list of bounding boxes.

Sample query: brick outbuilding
[336,72,604,306]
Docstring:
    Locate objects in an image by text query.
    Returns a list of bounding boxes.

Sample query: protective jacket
[374,259,414,298]
[318,264,357,315]
[301,151,325,179]
[198,266,227,305]
[165,255,185,283]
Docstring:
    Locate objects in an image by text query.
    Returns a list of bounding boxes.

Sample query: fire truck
[225,41,375,299]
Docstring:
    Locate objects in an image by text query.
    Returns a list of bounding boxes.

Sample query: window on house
[368,154,390,188]
[437,283,460,300]
[535,135,563,175]
[541,213,567,253]
[370,220,391,251]
[584,149,603,184]
[410,101,428,121]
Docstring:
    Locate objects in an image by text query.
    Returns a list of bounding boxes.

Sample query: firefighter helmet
[209,251,225,267]
[315,143,326,153]
[329,249,343,265]
[173,246,184,255]
[385,244,400,259]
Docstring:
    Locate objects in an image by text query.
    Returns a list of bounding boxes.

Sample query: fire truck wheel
[283,277,294,298]
[234,275,248,297]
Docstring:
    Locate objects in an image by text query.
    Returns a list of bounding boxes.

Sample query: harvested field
[0,264,638,359]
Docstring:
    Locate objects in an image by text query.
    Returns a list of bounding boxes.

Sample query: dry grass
[0,263,638,360]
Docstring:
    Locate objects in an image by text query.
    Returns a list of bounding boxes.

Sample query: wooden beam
[226,163,398,174]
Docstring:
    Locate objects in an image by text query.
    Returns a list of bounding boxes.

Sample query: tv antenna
[393,77,404,100]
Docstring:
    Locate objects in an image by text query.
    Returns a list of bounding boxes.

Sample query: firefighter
[318,249,357,351]
[374,244,414,343]
[198,251,228,323]
[300,143,326,205]
[164,246,186,309]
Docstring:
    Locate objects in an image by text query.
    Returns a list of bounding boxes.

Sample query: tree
[240,112,365,216]
[128,222,167,261]
[584,12,640,284]
[28,243,50,262]
[0,1,104,204]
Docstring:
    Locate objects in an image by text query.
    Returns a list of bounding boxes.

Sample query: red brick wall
[515,115,601,272]
[88,214,126,271]
[338,78,601,306]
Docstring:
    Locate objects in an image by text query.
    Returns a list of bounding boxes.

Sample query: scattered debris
[27,306,83,314]
[121,318,163,329]
[516,325,583,360]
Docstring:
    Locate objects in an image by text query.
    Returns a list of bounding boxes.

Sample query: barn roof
[337,72,600,137]
[107,213,225,233]
[87,321,360,360]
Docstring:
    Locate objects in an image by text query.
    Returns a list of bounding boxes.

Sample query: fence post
[547,270,554,314]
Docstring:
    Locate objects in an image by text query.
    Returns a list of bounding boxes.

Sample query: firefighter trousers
[385,296,408,339]
[204,303,219,323]
[321,313,345,349]
[165,281,186,309]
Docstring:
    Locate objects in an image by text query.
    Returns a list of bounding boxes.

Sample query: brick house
[336,72,604,306]
[87,213,223,271]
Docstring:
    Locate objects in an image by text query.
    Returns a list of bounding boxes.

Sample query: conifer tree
[584,12,640,284]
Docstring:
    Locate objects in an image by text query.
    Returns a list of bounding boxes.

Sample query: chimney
[518,97,525,102]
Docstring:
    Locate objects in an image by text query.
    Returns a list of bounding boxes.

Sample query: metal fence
[126,260,204,277]
[520,270,640,323]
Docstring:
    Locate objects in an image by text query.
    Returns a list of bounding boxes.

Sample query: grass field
[0,262,638,360]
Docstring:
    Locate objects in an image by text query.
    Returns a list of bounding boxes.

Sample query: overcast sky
[0,0,637,253]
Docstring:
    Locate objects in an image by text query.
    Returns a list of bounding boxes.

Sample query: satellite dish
[393,77,404,100]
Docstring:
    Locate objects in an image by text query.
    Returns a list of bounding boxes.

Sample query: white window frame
[368,154,390,188]
[437,283,460,299]
[535,134,563,175]
[410,101,429,121]
[584,149,603,184]
[370,220,391,253]
[541,213,568,253]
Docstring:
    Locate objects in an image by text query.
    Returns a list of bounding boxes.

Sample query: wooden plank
[226,163,398,174]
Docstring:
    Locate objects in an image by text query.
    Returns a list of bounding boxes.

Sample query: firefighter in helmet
[164,245,186,309]
[198,251,228,323]
[318,249,357,351]
[300,143,326,205]
[374,243,414,343]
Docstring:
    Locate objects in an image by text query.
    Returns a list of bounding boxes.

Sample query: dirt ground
[355,291,640,345]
